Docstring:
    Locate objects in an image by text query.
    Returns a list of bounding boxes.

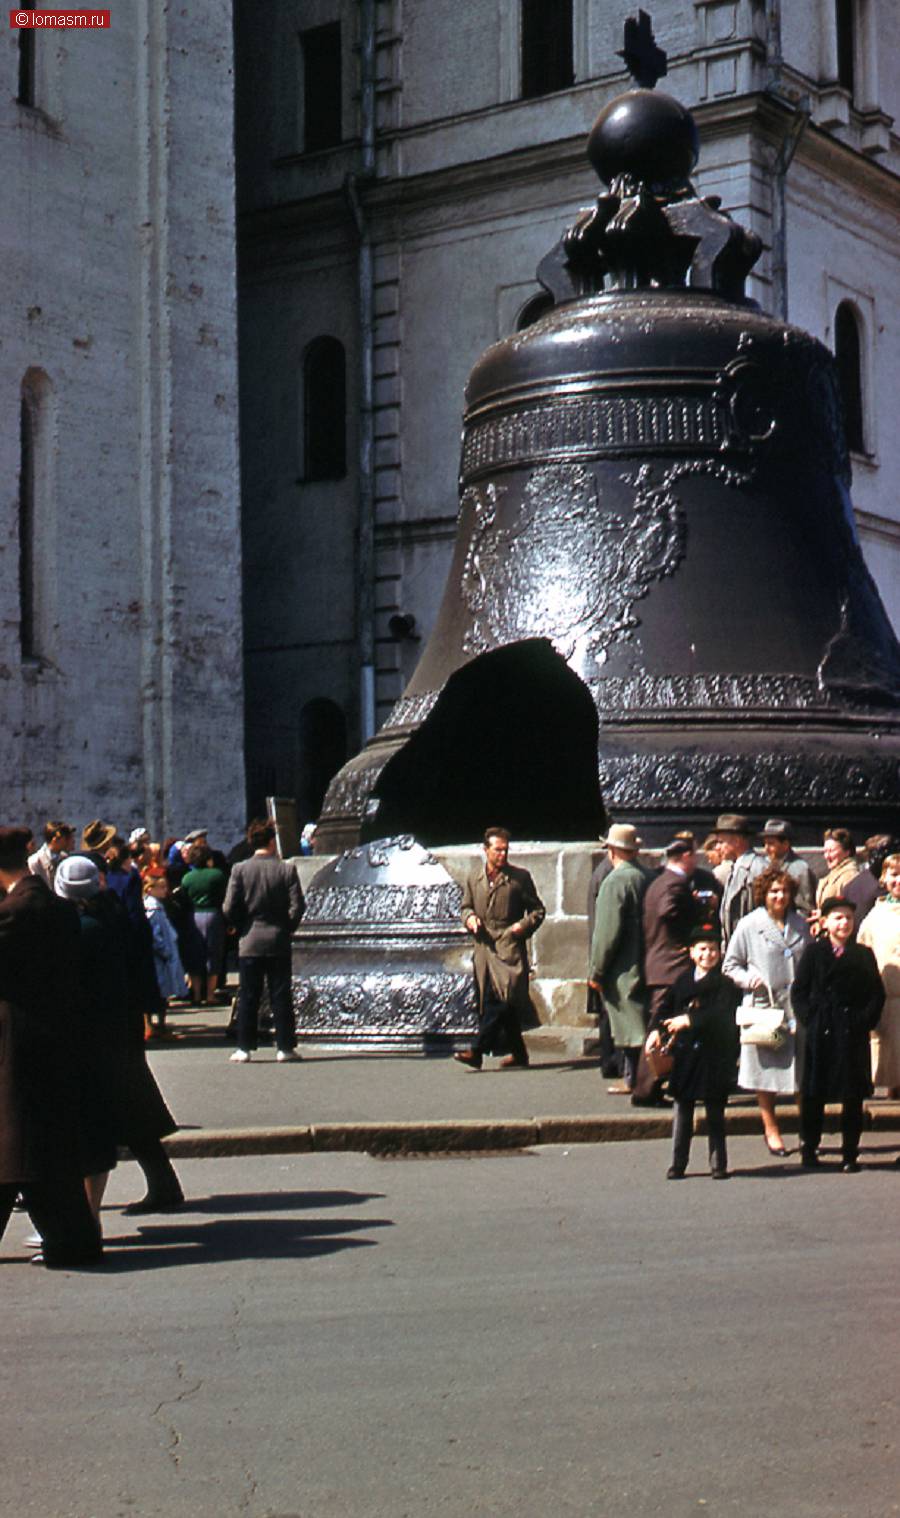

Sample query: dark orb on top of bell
[587,88,699,189]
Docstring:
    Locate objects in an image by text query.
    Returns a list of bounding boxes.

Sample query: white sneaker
[229,1048,252,1063]
[276,1049,300,1062]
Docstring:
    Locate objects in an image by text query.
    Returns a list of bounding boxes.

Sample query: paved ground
[4,1138,899,1518]
[149,1004,644,1127]
[146,1006,900,1155]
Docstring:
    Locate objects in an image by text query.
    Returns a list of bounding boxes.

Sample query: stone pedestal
[292,835,477,1051]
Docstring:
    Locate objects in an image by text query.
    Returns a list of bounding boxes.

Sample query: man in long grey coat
[455,827,545,1070]
[223,819,305,1063]
[589,823,648,1093]
[717,813,767,945]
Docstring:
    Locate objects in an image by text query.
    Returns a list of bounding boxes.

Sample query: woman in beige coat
[857,853,900,1097]
[814,828,860,915]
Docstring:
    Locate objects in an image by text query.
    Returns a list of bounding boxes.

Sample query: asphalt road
[3,1136,898,1518]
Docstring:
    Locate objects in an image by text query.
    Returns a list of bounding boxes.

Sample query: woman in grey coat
[723,868,810,1157]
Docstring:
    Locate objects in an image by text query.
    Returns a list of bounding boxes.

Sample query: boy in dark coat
[791,896,884,1172]
[649,924,740,1179]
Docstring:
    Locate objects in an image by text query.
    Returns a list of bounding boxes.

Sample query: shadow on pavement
[100,1213,393,1271]
[106,1189,387,1215]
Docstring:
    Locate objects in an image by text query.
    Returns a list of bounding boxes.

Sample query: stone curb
[163,1103,900,1159]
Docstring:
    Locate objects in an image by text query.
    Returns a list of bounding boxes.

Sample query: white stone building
[235,0,900,820]
[1,3,244,843]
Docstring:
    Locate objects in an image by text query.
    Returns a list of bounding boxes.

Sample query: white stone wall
[0,2,244,843]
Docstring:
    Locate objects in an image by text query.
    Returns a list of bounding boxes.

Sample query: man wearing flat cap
[761,818,817,918]
[643,838,709,1023]
[630,836,716,1105]
[589,824,648,1093]
[717,814,766,945]
[184,828,229,875]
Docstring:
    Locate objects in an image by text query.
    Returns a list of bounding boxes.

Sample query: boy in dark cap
[649,924,741,1180]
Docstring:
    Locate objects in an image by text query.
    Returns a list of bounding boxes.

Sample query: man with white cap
[589,823,649,1093]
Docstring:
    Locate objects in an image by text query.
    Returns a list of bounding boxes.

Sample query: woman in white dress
[723,868,811,1156]
[857,852,900,1098]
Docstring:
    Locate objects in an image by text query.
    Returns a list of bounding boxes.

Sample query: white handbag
[736,984,787,1050]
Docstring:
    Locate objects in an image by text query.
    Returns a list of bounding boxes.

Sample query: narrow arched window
[834,301,865,454]
[521,0,574,99]
[19,392,36,657]
[19,368,54,661]
[303,337,346,481]
[836,0,855,94]
[17,27,36,106]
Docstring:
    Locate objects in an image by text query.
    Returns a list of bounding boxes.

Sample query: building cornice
[238,90,900,263]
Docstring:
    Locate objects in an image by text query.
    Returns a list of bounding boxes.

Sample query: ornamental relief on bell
[459,461,687,668]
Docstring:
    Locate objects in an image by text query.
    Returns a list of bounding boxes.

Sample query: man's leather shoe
[453,1050,482,1071]
[800,1150,820,1169]
[666,1166,685,1180]
[841,1159,861,1173]
[498,1054,529,1069]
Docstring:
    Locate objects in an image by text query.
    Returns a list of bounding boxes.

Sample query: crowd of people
[587,813,900,1178]
[0,813,305,1269]
[3,804,899,1268]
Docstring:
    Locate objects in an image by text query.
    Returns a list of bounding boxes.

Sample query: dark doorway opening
[365,640,606,846]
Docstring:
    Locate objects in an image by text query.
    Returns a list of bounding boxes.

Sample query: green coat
[590,859,648,1047]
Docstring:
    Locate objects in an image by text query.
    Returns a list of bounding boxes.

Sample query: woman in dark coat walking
[648,925,740,1179]
[0,828,103,1268]
[792,895,884,1172]
[55,857,184,1217]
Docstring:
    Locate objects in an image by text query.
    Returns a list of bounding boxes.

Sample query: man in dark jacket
[643,839,707,1025]
[0,826,103,1268]
[223,820,305,1062]
[843,833,897,925]
[631,837,708,1105]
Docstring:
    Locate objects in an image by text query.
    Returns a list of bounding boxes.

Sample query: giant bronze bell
[318,50,900,850]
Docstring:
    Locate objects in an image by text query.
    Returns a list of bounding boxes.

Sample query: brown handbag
[644,1033,676,1082]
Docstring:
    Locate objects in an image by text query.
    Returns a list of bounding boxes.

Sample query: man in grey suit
[223,820,305,1063]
